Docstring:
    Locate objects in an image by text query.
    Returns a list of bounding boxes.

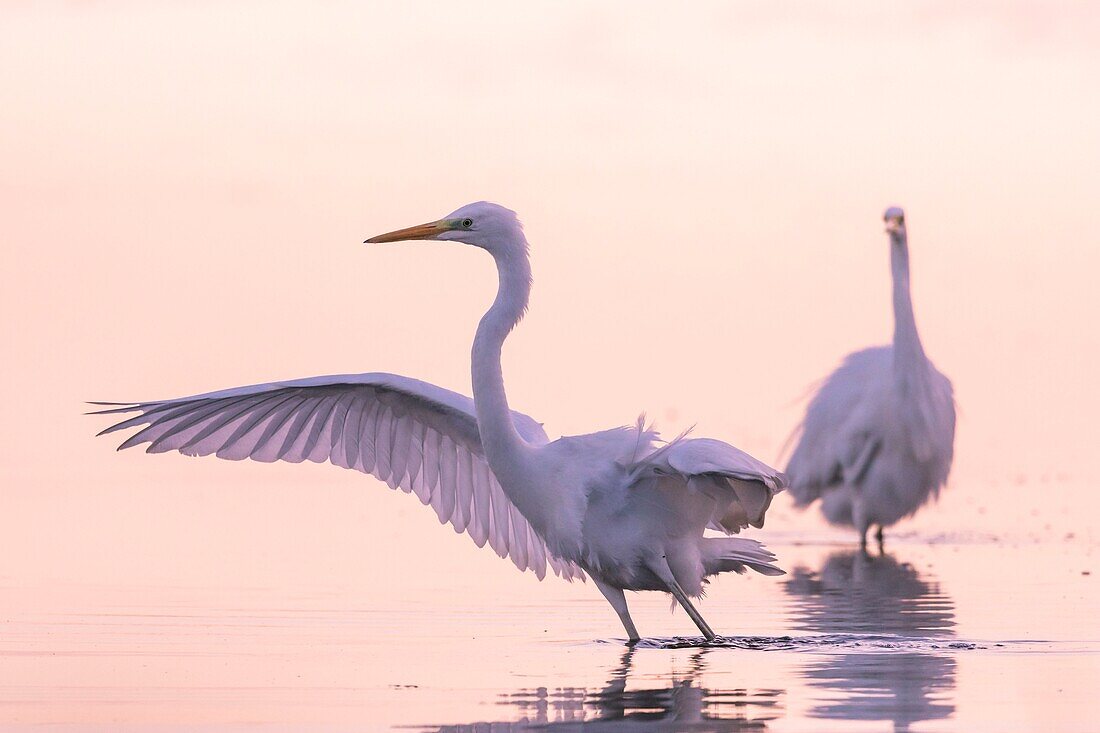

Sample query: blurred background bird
[784,207,956,549]
[93,201,786,642]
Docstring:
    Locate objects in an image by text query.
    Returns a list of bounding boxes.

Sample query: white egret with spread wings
[93,202,785,641]
[785,208,955,548]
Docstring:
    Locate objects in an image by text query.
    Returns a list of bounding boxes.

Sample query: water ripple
[624,634,985,652]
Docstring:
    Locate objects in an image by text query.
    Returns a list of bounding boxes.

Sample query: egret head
[365,201,525,255]
[883,206,906,238]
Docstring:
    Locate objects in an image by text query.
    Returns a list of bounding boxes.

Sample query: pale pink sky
[2,1,1099,590]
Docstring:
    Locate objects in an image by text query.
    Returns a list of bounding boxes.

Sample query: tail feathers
[703,537,785,577]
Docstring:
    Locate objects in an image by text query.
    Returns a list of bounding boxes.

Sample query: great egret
[93,201,786,641]
[785,207,955,548]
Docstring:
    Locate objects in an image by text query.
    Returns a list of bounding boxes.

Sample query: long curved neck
[471,238,533,473]
[890,230,927,378]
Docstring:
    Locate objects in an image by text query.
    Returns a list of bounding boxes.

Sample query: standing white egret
[93,202,785,641]
[785,207,955,549]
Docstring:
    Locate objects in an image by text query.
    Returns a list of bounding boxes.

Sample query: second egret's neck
[471,232,533,472]
[890,230,927,375]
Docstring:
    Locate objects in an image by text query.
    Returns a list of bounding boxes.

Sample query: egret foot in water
[667,579,717,642]
[652,561,717,642]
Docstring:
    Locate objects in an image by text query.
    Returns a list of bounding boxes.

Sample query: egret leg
[649,561,717,641]
[875,525,885,550]
[852,494,871,551]
[594,578,640,642]
[667,577,717,642]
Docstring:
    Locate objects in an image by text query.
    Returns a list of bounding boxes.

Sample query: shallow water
[2,530,1097,732]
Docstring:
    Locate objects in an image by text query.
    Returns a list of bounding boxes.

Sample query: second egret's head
[365,201,525,255]
[884,206,906,237]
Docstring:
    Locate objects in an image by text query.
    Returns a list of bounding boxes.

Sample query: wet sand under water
[1,532,1097,732]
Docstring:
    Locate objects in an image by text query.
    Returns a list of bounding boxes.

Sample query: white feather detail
[92,372,581,581]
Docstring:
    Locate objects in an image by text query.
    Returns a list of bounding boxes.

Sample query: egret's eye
[461,218,473,229]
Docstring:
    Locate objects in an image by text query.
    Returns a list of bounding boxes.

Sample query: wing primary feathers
[97,400,201,437]
[149,393,278,453]
[88,401,169,417]
[404,420,425,489]
[274,394,329,462]
[302,394,340,462]
[93,375,581,581]
[357,398,382,475]
[179,393,294,455]
[374,405,394,481]
[118,397,251,451]
[248,395,311,461]
[327,392,355,466]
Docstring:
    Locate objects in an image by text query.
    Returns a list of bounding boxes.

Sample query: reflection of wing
[786,347,891,505]
[93,372,582,581]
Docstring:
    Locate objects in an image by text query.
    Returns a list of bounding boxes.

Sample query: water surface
[3,531,1096,732]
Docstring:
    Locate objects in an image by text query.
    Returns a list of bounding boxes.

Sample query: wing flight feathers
[92,373,581,582]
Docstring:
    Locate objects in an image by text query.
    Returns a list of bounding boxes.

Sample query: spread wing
[631,432,786,535]
[91,372,583,581]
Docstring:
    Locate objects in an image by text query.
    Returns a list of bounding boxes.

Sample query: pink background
[2,0,1098,611]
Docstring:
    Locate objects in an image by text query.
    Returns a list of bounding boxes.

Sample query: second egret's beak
[364,220,448,244]
[884,216,904,235]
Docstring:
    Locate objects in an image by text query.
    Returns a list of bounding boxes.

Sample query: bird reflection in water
[784,550,957,732]
[432,646,782,731]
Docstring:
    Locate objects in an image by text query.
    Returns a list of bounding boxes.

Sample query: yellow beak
[364,220,448,244]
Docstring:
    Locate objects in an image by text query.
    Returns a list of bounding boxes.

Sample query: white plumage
[785,208,955,547]
[94,373,580,581]
[95,202,785,641]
